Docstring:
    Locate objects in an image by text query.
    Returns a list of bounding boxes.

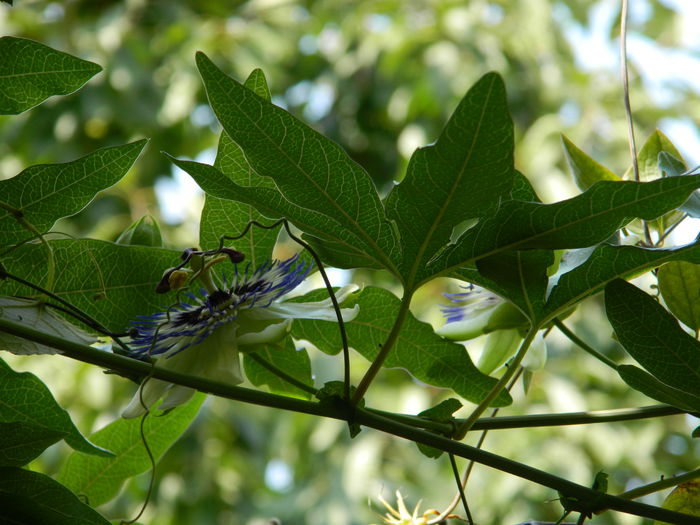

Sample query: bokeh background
[1,1,700,524]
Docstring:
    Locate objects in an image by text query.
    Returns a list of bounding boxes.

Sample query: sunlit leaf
[0,467,110,524]
[384,72,514,285]
[243,339,313,399]
[116,215,163,247]
[170,157,380,269]
[0,140,147,246]
[293,287,512,406]
[195,52,399,273]
[562,135,620,190]
[605,279,700,399]
[632,129,684,182]
[0,36,101,114]
[655,481,700,525]
[57,393,204,507]
[199,69,278,265]
[0,239,180,333]
[658,261,700,331]
[0,357,110,457]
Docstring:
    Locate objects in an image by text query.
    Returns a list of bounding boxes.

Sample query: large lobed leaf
[199,69,278,265]
[0,467,110,524]
[0,238,181,333]
[194,52,399,274]
[171,158,382,269]
[0,357,109,457]
[605,279,700,407]
[57,393,204,507]
[0,140,147,246]
[546,242,700,319]
[0,36,102,114]
[292,287,512,406]
[384,72,514,285]
[430,174,700,284]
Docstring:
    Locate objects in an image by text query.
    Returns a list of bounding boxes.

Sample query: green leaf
[415,398,462,459]
[0,422,66,467]
[57,393,204,507]
[617,365,700,412]
[243,339,314,399]
[658,261,700,331]
[116,215,162,247]
[0,238,180,333]
[659,151,700,218]
[0,357,110,457]
[198,132,279,263]
[656,481,700,525]
[293,287,512,407]
[0,36,102,114]
[605,279,700,398]
[171,158,380,269]
[384,72,514,285]
[0,467,110,525]
[431,174,700,284]
[561,135,620,190]
[199,69,278,266]
[243,67,271,100]
[632,129,684,182]
[546,242,700,318]
[195,52,398,273]
[473,249,553,321]
[0,140,147,246]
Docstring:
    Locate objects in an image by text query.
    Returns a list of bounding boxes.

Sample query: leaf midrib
[405,75,497,289]
[206,66,398,275]
[438,178,700,284]
[0,145,139,224]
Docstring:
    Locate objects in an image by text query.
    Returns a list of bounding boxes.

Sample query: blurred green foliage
[2,1,699,524]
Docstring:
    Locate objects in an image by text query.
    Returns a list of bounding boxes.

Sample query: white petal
[122,378,171,419]
[237,319,291,345]
[159,384,196,411]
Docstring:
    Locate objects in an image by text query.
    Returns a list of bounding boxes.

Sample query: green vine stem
[352,290,413,405]
[2,318,699,524]
[455,328,538,439]
[617,467,700,502]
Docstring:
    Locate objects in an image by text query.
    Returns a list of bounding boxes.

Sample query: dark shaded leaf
[605,279,700,398]
[384,72,514,285]
[618,365,700,413]
[0,357,110,457]
[0,467,110,525]
[0,422,66,467]
[546,242,700,318]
